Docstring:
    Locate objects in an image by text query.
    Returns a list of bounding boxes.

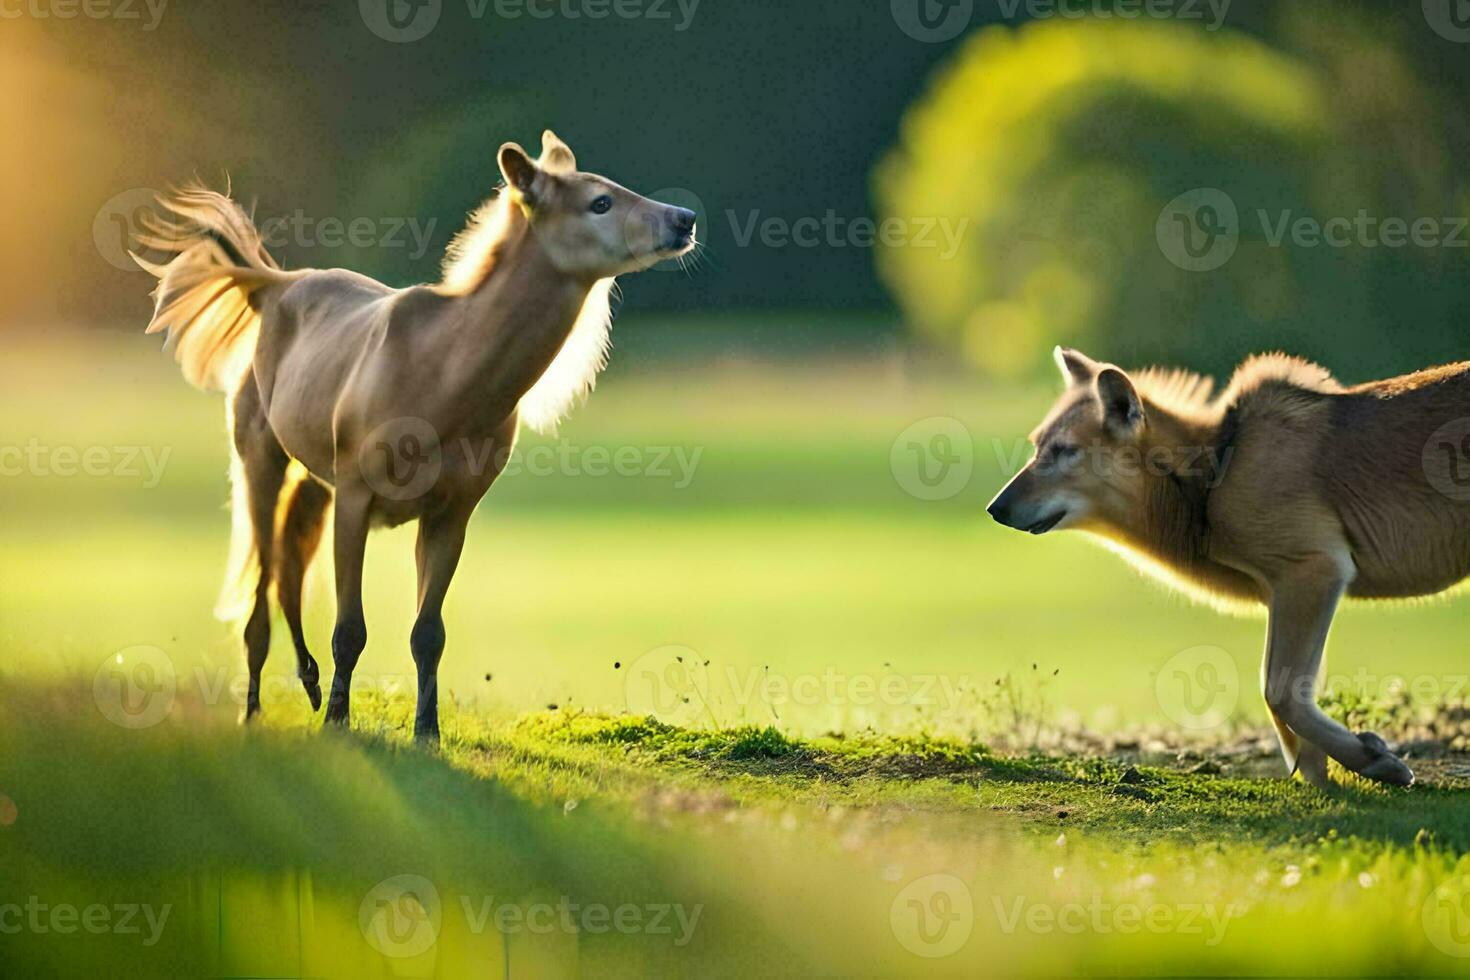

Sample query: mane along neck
[438,190,617,436]
[440,191,520,295]
[517,277,615,435]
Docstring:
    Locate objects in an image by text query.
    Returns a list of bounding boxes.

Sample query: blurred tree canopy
[876,7,1470,381]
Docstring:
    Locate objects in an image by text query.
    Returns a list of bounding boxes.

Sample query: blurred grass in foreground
[2,686,1469,977]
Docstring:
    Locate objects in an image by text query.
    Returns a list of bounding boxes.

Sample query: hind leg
[1266,706,1331,791]
[233,381,289,722]
[324,480,372,728]
[1263,563,1414,787]
[276,474,332,712]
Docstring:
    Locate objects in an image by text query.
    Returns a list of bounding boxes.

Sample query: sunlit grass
[5,330,1470,976]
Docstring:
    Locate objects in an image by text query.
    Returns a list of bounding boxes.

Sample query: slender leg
[410,506,472,743]
[1265,705,1330,790]
[276,475,332,711]
[1263,563,1414,786]
[324,484,373,728]
[233,386,288,722]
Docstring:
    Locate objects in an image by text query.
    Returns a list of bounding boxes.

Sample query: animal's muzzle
[667,208,697,249]
[987,475,1064,535]
[986,488,1023,531]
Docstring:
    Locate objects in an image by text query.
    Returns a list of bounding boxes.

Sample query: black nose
[986,487,1016,527]
[671,208,696,236]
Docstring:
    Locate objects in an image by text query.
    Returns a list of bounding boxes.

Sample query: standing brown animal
[136,131,697,742]
[988,347,1470,788]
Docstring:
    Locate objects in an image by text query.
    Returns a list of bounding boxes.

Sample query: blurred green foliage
[877,9,1470,380]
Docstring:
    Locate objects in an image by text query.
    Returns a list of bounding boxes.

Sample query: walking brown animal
[136,131,697,742]
[988,347,1470,789]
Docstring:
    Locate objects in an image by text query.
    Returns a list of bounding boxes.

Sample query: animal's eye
[589,195,613,215]
[1051,443,1081,463]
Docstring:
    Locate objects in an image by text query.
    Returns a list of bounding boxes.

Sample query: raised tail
[134,185,296,622]
[133,184,291,392]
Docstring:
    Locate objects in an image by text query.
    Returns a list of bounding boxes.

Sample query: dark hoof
[300,660,323,713]
[1357,732,1415,787]
[413,725,441,747]
[240,701,262,726]
[323,699,350,727]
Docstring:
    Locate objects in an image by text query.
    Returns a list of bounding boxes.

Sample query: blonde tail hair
[132,183,289,391]
[133,184,294,621]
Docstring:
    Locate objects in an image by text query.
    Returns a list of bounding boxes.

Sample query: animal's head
[498,131,697,279]
[987,347,1151,536]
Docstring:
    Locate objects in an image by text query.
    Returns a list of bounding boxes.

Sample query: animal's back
[1205,356,1470,599]
[1322,361,1470,597]
[252,269,402,478]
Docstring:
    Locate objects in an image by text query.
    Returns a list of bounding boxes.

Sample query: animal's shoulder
[1222,353,1340,426]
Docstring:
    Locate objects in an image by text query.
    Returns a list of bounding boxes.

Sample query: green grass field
[4,328,1470,976]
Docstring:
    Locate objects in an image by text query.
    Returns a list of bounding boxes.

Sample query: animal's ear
[1054,346,1098,387]
[539,130,577,174]
[1096,367,1144,436]
[498,143,540,203]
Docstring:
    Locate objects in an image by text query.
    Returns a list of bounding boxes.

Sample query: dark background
[6,0,1470,377]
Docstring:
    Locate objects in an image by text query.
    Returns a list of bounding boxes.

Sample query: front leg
[1262,559,1413,787]
[410,504,473,744]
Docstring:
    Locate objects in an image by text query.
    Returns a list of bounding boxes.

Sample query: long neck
[442,217,593,428]
[1098,405,1247,594]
